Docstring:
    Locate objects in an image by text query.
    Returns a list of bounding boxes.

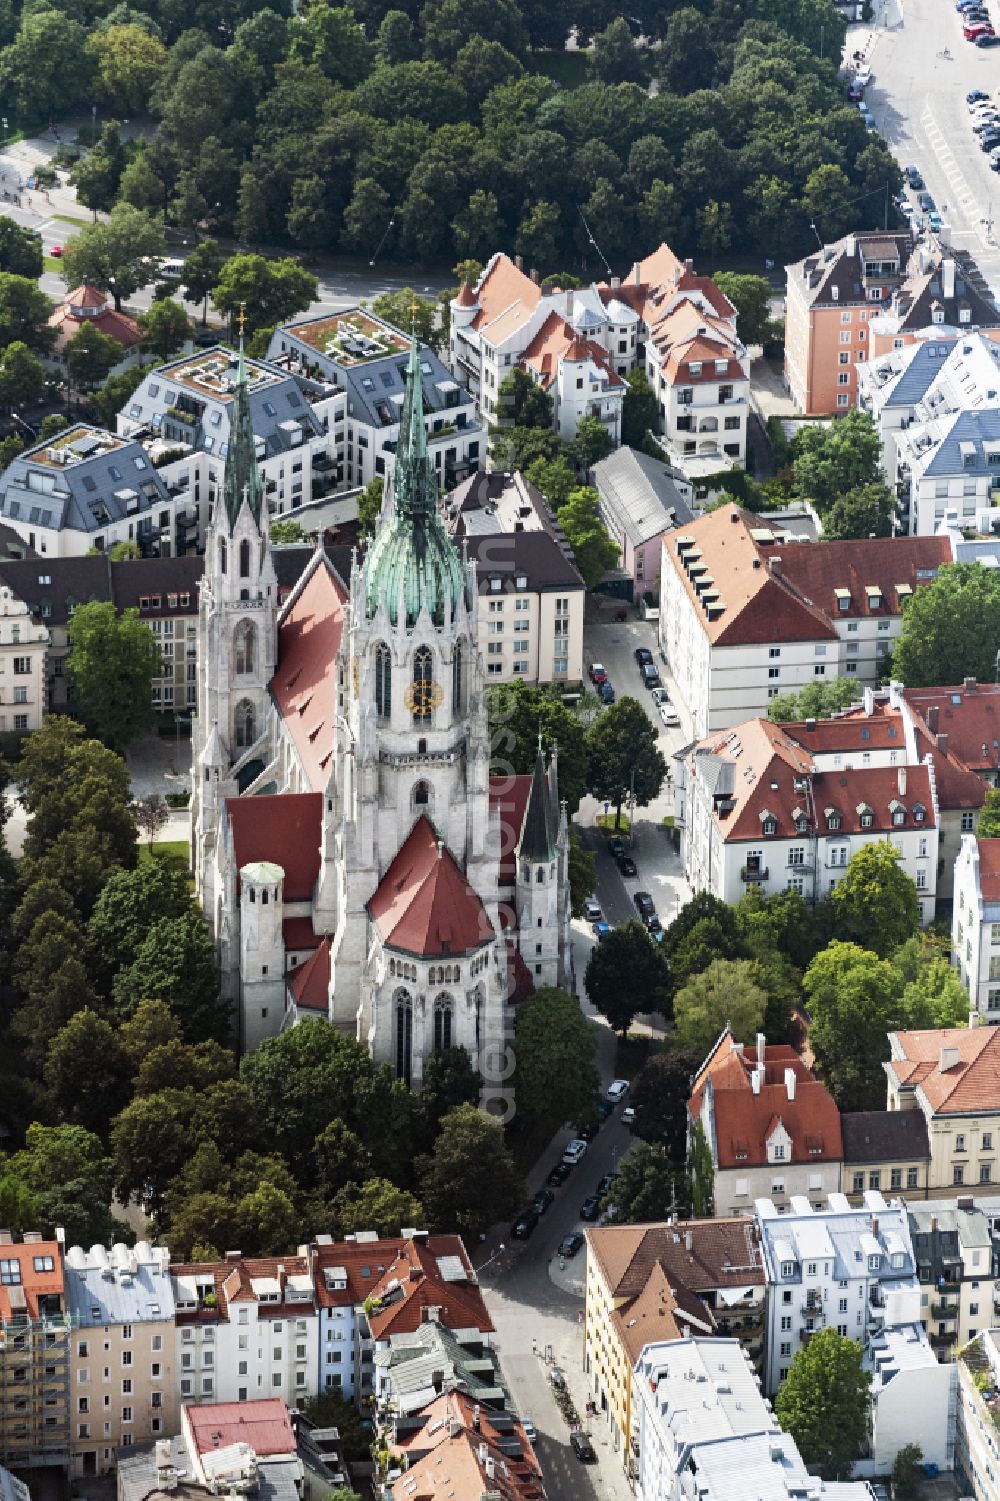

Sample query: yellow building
[886,1025,1000,1196]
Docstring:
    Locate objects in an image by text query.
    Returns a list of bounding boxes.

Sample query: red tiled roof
[471,253,540,342]
[776,535,951,619]
[0,1240,64,1322]
[521,311,624,390]
[365,1235,493,1339]
[288,937,330,1011]
[394,1390,539,1476]
[977,838,1000,901]
[888,1025,1000,1115]
[368,816,494,958]
[170,1254,313,1322]
[903,682,1000,775]
[780,710,902,751]
[185,1399,294,1457]
[282,916,322,951]
[392,1424,542,1501]
[505,937,535,1004]
[271,555,347,792]
[454,281,477,308]
[489,773,533,884]
[48,288,141,352]
[225,792,322,900]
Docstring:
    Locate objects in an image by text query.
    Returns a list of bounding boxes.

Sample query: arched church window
[234,699,255,748]
[413,781,430,807]
[395,990,413,1085]
[239,538,251,578]
[412,646,433,725]
[219,537,227,575]
[375,642,392,718]
[433,995,453,1051]
[536,867,544,884]
[234,620,256,676]
[452,640,464,715]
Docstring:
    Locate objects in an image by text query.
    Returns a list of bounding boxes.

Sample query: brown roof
[888,1025,1000,1115]
[587,1218,763,1301]
[49,287,142,352]
[224,793,322,901]
[391,1424,542,1501]
[454,282,477,308]
[368,816,494,958]
[287,937,330,1011]
[489,773,533,885]
[840,1109,931,1164]
[394,1390,539,1474]
[271,553,347,793]
[976,838,1000,901]
[186,1399,294,1458]
[776,535,950,618]
[169,1254,313,1322]
[471,254,540,343]
[903,681,1000,776]
[363,1235,493,1339]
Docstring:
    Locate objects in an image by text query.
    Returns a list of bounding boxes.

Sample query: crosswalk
[920,102,981,227]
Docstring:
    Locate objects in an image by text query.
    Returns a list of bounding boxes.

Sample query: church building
[191,329,572,1093]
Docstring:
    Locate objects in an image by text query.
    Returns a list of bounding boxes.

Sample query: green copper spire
[362,327,465,627]
[222,315,263,533]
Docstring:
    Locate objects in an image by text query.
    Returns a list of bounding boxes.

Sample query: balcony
[931,1302,958,1321]
[799,1328,816,1344]
[741,864,769,882]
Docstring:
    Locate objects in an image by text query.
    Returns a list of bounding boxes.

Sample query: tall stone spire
[393,327,437,520]
[520,744,558,862]
[222,310,263,533]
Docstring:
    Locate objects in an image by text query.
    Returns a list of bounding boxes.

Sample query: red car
[50,245,63,257]
[965,21,993,37]
[588,662,607,685]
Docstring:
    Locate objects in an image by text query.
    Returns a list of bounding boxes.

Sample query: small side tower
[515,738,561,990]
[238,860,286,1052]
[449,280,480,393]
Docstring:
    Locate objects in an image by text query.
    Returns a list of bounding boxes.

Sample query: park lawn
[531,50,590,88]
[44,256,64,273]
[139,840,193,887]
[52,212,88,227]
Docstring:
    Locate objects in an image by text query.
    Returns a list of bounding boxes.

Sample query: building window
[395,989,413,1085]
[234,619,256,676]
[239,538,251,578]
[852,1172,864,1193]
[954,1165,965,1185]
[234,700,255,748]
[907,1167,918,1188]
[452,640,464,714]
[433,996,453,1051]
[375,642,392,719]
[411,646,433,724]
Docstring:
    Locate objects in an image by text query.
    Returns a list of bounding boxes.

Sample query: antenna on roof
[576,204,612,277]
[369,212,398,270]
[809,221,824,252]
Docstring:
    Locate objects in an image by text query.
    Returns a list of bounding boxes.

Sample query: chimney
[633,262,641,286]
[473,1404,480,1431]
[565,290,573,318]
[927,705,939,733]
[514,254,523,272]
[757,1032,767,1066]
[964,676,978,692]
[871,1216,879,1238]
[936,732,949,756]
[751,1066,763,1096]
[898,766,906,797]
[769,556,782,576]
[530,268,539,285]
[684,258,694,273]
[611,275,621,289]
[784,1067,796,1102]
[943,258,956,300]
[930,1215,938,1232]
[685,1230,694,1253]
[970,1010,980,1029]
[225,1250,242,1263]
[939,1045,961,1071]
[846,234,856,257]
[805,717,816,731]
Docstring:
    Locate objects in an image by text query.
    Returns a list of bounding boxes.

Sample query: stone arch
[234,619,256,676]
[412,779,432,813]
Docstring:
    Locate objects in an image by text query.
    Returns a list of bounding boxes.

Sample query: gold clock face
[403,679,445,714]
[352,656,360,696]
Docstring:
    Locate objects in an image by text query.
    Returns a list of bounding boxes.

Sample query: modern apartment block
[0,1230,72,1472]
[64,1241,177,1478]
[955,837,1000,1020]
[908,1201,995,1360]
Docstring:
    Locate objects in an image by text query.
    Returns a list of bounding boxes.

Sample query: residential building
[954,836,1000,1020]
[444,469,585,683]
[658,503,951,735]
[389,1390,543,1501]
[374,1320,509,1418]
[584,1218,765,1475]
[590,445,694,598]
[64,1241,177,1478]
[908,1201,995,1359]
[957,1331,1000,1499]
[840,1111,931,1204]
[632,1336,871,1501]
[886,1024,1000,1194]
[180,1399,299,1482]
[267,308,483,493]
[0,1229,72,1472]
[0,572,48,731]
[293,1414,351,1500]
[756,1192,954,1470]
[115,1417,302,1501]
[47,285,146,384]
[675,716,939,920]
[169,1252,318,1408]
[785,232,997,416]
[688,1030,844,1218]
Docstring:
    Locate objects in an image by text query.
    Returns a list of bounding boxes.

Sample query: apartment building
[785,232,997,415]
[444,469,585,683]
[840,1111,931,1204]
[591,445,694,597]
[116,1399,304,1501]
[756,1192,954,1470]
[886,1024,1000,1194]
[676,716,939,920]
[632,1337,872,1501]
[584,1218,764,1475]
[0,1230,71,1472]
[268,308,484,493]
[658,503,951,735]
[169,1253,318,1409]
[375,1321,508,1418]
[0,575,48,731]
[909,1201,995,1359]
[957,1330,1000,1499]
[688,1030,844,1218]
[389,1391,542,1501]
[954,837,1000,1020]
[64,1242,177,1478]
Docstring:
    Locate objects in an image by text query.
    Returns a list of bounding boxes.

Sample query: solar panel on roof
[436,1255,467,1282]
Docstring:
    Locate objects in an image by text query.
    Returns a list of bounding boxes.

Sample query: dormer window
[689,361,702,377]
[826,810,842,831]
[868,1254,881,1271]
[781,1261,796,1278]
[795,816,808,834]
[762,814,777,837]
[913,804,926,823]
[857,802,874,829]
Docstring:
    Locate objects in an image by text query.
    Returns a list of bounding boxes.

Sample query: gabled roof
[841,1110,931,1164]
[365,1234,493,1339]
[587,1217,763,1303]
[390,1419,541,1501]
[224,792,322,900]
[471,253,541,342]
[287,937,330,1011]
[592,445,693,548]
[368,816,493,958]
[489,773,533,884]
[185,1399,295,1458]
[271,553,347,792]
[887,1025,1000,1115]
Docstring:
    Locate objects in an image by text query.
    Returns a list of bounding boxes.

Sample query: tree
[181,238,226,325]
[332,1178,424,1239]
[118,153,168,214]
[138,297,191,359]
[357,476,384,540]
[67,601,161,750]
[88,862,191,992]
[88,23,166,112]
[571,415,615,469]
[0,274,54,352]
[621,370,658,450]
[0,221,42,279]
[893,563,1000,687]
[0,10,94,124]
[803,942,904,1109]
[3,1124,122,1247]
[524,453,577,511]
[72,123,126,218]
[421,0,528,62]
[118,998,183,1071]
[0,342,45,409]
[516,201,560,272]
[61,204,163,311]
[792,409,882,510]
[568,834,596,918]
[586,696,667,826]
[452,188,503,261]
[288,4,372,86]
[979,787,1000,838]
[43,1010,130,1134]
[64,322,124,392]
[301,1392,370,1462]
[585,921,671,1034]
[673,959,769,1059]
[604,1142,688,1223]
[832,842,920,957]
[775,1328,871,1480]
[134,1039,234,1096]
[91,365,148,429]
[371,289,439,351]
[495,367,553,432]
[270,519,308,544]
[892,1443,924,1501]
[416,1047,482,1148]
[628,1048,701,1156]
[557,487,619,589]
[589,16,647,84]
[712,273,773,347]
[417,1103,523,1238]
[489,680,589,814]
[766,677,863,722]
[821,483,894,541]
[312,1120,372,1202]
[112,912,228,1042]
[376,9,417,63]
[513,987,599,1127]
[689,1117,714,1217]
[11,910,96,1067]
[110,1088,197,1208]
[212,254,318,334]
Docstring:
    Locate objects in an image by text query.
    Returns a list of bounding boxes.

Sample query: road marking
[920,102,982,227]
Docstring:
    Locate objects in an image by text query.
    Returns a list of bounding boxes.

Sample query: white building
[957,1330,1000,1499]
[0,575,48,732]
[954,835,1000,1020]
[756,1192,954,1473]
[632,1337,871,1501]
[658,503,951,736]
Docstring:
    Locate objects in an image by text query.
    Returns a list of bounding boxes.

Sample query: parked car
[533,1188,555,1216]
[848,81,863,101]
[559,1232,585,1258]
[917,191,934,211]
[622,1105,637,1128]
[906,164,924,187]
[584,899,602,923]
[597,1172,619,1197]
[617,854,638,878]
[964,23,993,39]
[588,662,607,684]
[511,1206,539,1239]
[549,1366,567,1389]
[659,701,680,727]
[642,663,661,689]
[990,151,1000,168]
[977,28,1000,38]
[646,914,664,939]
[968,87,990,101]
[607,1078,630,1101]
[521,1419,537,1443]
[634,646,653,666]
[634,890,655,917]
[563,1138,588,1165]
[608,836,625,858]
[591,920,611,942]
[570,1432,597,1463]
[651,686,669,704]
[580,1195,601,1222]
[50,244,63,257]
[547,1161,571,1186]
[896,195,914,219]
[600,681,615,704]
[927,210,944,230]
[855,63,872,84]
[596,1100,614,1121]
[576,1119,598,1142]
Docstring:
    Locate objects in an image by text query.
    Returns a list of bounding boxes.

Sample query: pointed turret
[222,326,263,533]
[520,741,558,862]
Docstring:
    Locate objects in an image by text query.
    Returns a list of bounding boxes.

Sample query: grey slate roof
[882,341,956,408]
[0,425,173,535]
[840,1110,930,1164]
[64,1243,175,1326]
[377,1321,510,1411]
[519,750,558,862]
[463,528,584,594]
[592,445,693,548]
[0,554,202,627]
[923,408,1000,476]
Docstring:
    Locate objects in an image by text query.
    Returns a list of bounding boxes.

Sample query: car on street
[642,663,662,689]
[855,63,872,83]
[607,1078,630,1101]
[511,1206,539,1239]
[634,646,653,666]
[50,245,63,257]
[576,1119,599,1142]
[918,191,934,211]
[895,194,914,219]
[928,210,944,230]
[608,836,625,858]
[977,29,1000,39]
[965,23,993,39]
[570,1431,597,1463]
[617,854,638,877]
[588,662,607,684]
[584,899,602,923]
[973,113,999,131]
[659,701,680,727]
[634,890,655,918]
[646,913,664,939]
[969,88,990,101]
[547,1161,571,1186]
[857,101,871,119]
[596,1100,614,1121]
[559,1232,585,1258]
[580,1195,601,1221]
[990,151,1000,169]
[549,1366,567,1390]
[591,920,611,941]
[563,1138,588,1164]
[906,164,924,187]
[622,1105,637,1128]
[597,1172,619,1197]
[521,1419,537,1444]
[600,681,615,704]
[651,685,668,704]
[533,1188,555,1216]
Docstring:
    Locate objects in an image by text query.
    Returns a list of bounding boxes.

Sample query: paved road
[856,0,1000,292]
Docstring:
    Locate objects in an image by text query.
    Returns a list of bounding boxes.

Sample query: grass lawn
[43,256,64,273]
[52,212,88,227]
[531,49,591,88]
[596,812,631,834]
[139,840,191,881]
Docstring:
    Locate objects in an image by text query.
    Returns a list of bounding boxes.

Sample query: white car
[563,1138,588,1165]
[855,64,872,86]
[659,701,680,727]
[521,1419,537,1443]
[607,1078,630,1102]
[622,1106,636,1127]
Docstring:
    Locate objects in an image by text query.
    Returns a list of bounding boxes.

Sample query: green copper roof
[362,333,465,627]
[520,744,558,862]
[222,335,263,532]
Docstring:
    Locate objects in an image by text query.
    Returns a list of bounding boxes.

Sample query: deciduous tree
[68,601,162,749]
[0,221,42,278]
[831,842,920,957]
[0,341,45,409]
[792,408,881,509]
[61,204,163,311]
[212,254,318,334]
[112,912,227,1042]
[332,1178,424,1240]
[514,987,599,1126]
[43,1010,130,1134]
[604,1142,688,1223]
[64,323,124,392]
[417,1103,523,1238]
[893,563,1000,687]
[489,679,589,813]
[138,297,191,359]
[673,958,768,1059]
[585,921,671,1033]
[775,1328,871,1480]
[181,238,226,325]
[0,274,53,352]
[803,941,904,1109]
[628,1047,701,1156]
[551,484,617,587]
[586,695,667,826]
[621,369,658,450]
[4,1124,122,1247]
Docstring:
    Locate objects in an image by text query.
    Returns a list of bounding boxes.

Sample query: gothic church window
[433,995,453,1051]
[219,538,227,574]
[413,781,430,807]
[239,539,251,578]
[412,646,433,724]
[234,700,255,748]
[395,990,413,1085]
[234,620,256,676]
[375,642,392,718]
[453,640,464,714]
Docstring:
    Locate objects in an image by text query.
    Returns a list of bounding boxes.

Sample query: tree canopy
[893,563,1000,686]
[513,986,599,1129]
[67,602,163,751]
[586,696,667,825]
[775,1328,871,1480]
[584,920,672,1033]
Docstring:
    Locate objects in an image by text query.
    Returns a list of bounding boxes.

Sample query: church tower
[192,325,278,913]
